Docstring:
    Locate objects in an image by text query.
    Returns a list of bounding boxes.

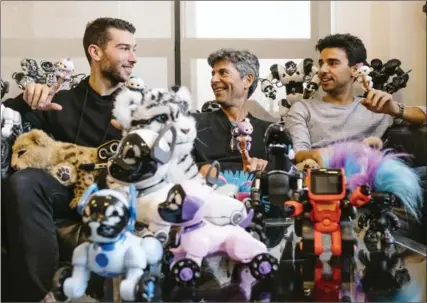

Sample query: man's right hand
[23,83,62,111]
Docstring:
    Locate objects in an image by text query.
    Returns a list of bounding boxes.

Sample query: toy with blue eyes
[53,184,163,302]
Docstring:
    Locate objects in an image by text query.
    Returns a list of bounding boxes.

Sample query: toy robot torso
[88,232,142,277]
[309,200,341,233]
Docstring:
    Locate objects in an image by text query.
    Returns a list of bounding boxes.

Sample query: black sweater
[3,77,121,147]
[192,109,272,172]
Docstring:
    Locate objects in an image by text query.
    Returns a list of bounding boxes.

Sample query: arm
[2,86,57,132]
[390,103,426,126]
[284,102,324,164]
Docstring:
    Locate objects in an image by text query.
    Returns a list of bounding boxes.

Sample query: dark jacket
[3,77,121,147]
[192,109,272,172]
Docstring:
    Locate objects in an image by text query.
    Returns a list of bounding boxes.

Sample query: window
[180,1,332,115]
[184,1,311,39]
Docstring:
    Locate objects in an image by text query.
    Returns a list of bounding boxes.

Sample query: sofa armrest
[382,124,426,167]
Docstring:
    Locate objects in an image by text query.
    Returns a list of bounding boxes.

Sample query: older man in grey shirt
[285,33,426,165]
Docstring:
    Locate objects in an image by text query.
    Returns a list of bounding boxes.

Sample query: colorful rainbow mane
[321,140,423,219]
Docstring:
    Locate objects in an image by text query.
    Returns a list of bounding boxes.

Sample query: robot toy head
[107,124,177,188]
[307,168,346,202]
[264,121,295,159]
[79,186,132,243]
[201,100,221,112]
[158,183,207,227]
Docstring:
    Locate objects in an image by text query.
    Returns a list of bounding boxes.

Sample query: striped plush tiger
[112,82,201,184]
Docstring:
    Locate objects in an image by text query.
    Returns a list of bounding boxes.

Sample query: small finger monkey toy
[55,184,164,302]
[231,118,253,171]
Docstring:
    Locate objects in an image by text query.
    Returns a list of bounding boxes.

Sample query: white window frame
[179,1,333,110]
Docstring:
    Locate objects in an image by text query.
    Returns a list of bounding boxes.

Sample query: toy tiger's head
[11,129,56,171]
[113,84,197,159]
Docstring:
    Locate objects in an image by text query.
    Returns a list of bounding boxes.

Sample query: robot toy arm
[358,212,370,229]
[386,211,401,232]
[283,200,305,217]
[63,242,91,299]
[349,184,372,208]
[1,104,22,138]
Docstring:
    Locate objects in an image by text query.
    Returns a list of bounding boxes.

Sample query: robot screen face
[108,133,158,184]
[310,170,344,195]
[82,195,130,239]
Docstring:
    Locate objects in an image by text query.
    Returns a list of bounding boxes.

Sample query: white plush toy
[353,64,373,89]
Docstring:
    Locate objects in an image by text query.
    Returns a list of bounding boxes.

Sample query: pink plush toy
[157,181,278,286]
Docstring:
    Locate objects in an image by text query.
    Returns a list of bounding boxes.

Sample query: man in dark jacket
[193,48,272,174]
[1,17,137,302]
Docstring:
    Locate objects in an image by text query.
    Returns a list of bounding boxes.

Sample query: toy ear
[77,183,99,215]
[205,160,221,186]
[151,123,177,164]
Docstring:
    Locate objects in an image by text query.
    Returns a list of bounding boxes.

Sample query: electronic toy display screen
[310,170,343,195]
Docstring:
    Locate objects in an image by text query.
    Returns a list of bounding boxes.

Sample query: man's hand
[23,82,62,111]
[360,74,399,116]
[110,119,123,130]
[243,157,268,172]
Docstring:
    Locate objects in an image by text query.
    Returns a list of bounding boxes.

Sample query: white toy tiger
[112,80,200,184]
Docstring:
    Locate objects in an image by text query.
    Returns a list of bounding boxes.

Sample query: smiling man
[192,48,272,173]
[284,33,426,165]
[1,17,137,302]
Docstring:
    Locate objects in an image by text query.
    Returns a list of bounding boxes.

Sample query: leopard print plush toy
[11,129,118,209]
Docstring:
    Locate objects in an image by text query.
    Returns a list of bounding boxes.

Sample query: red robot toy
[284,168,371,257]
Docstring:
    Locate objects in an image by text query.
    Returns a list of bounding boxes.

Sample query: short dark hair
[207,48,260,98]
[83,17,136,64]
[315,33,367,67]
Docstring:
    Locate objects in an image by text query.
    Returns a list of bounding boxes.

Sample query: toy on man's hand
[284,168,372,257]
[230,118,253,172]
[157,182,278,287]
[54,57,75,87]
[53,184,163,302]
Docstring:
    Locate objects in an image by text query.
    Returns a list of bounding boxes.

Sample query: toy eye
[18,150,26,157]
[155,114,168,123]
[122,145,140,164]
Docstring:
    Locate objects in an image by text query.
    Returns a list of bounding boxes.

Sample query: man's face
[318,47,356,94]
[210,59,251,107]
[99,28,137,84]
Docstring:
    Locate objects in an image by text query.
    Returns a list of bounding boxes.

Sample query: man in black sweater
[193,48,272,174]
[1,17,137,302]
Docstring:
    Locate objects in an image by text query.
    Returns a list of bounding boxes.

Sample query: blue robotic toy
[53,183,164,302]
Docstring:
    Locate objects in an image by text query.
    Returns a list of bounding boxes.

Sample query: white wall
[332,1,426,106]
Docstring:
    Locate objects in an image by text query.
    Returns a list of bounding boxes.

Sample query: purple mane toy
[321,140,423,219]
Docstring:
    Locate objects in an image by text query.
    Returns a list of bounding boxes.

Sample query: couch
[53,124,426,263]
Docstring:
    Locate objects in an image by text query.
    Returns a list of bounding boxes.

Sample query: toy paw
[296,159,319,171]
[120,279,137,302]
[363,136,383,150]
[63,277,87,299]
[55,167,73,185]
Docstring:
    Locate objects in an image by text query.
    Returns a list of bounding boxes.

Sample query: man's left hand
[360,74,399,116]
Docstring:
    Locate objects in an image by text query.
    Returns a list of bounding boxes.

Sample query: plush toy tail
[373,155,423,220]
[321,140,368,183]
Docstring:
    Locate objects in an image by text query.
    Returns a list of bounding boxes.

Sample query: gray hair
[207,48,260,98]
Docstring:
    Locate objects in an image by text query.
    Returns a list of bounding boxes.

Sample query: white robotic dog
[107,124,252,244]
[54,184,163,302]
